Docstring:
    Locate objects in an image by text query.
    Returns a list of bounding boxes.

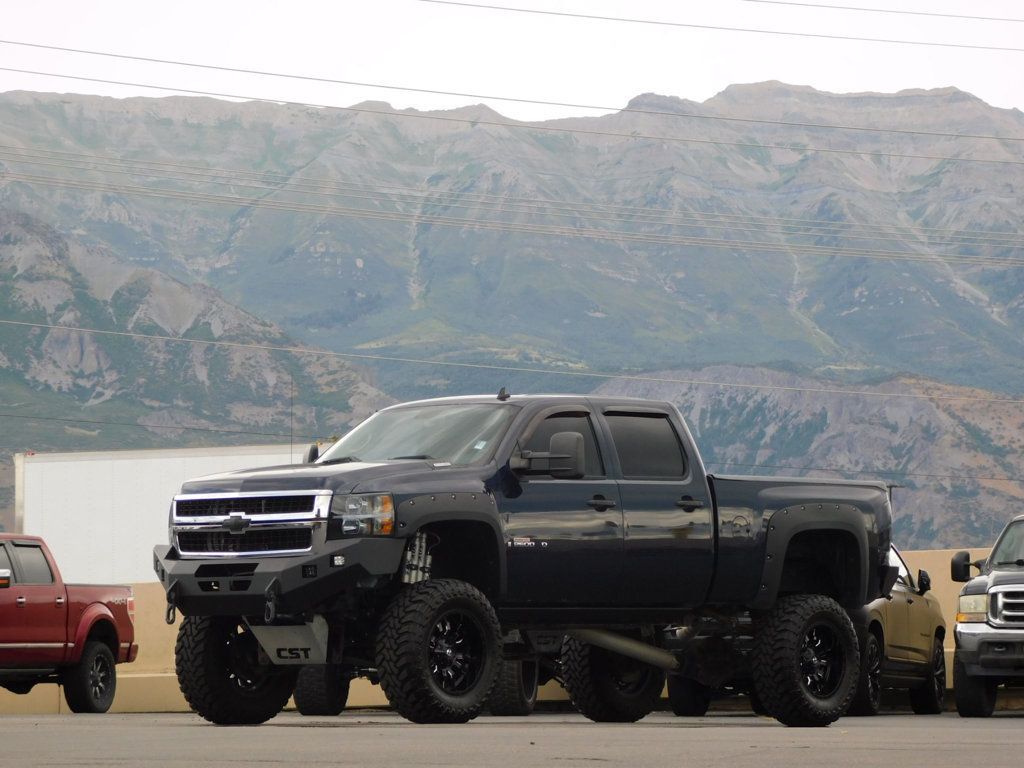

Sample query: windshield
[318,403,517,466]
[990,521,1024,566]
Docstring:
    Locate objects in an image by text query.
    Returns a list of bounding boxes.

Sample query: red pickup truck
[0,534,137,712]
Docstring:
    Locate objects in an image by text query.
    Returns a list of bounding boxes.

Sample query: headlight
[956,594,988,623]
[330,493,395,536]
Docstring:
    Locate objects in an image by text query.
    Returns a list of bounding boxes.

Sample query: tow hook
[264,579,281,624]
[165,583,178,625]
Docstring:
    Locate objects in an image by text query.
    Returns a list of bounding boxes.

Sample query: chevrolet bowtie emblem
[224,512,251,534]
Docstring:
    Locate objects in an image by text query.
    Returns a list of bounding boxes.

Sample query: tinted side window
[524,412,604,477]
[13,544,54,584]
[606,413,686,479]
[0,545,12,580]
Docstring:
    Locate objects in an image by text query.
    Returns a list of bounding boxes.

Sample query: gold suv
[848,546,947,715]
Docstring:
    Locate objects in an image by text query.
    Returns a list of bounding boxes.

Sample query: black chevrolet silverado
[153,393,895,727]
[951,514,1024,716]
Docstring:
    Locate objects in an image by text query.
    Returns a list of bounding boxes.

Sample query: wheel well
[935,625,945,642]
[777,530,861,607]
[87,619,118,658]
[419,521,501,600]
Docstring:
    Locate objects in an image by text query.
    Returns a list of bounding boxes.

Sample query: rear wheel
[954,654,996,718]
[849,632,883,716]
[909,638,945,715]
[376,579,502,723]
[294,664,351,716]
[667,676,711,717]
[751,594,860,727]
[488,659,540,716]
[561,635,665,723]
[175,616,298,725]
[62,640,117,714]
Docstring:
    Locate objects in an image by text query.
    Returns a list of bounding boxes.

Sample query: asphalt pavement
[1,711,1020,768]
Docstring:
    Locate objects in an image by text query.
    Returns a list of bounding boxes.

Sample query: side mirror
[0,569,10,589]
[548,432,584,479]
[510,431,585,479]
[303,443,320,464]
[917,569,931,595]
[951,551,974,583]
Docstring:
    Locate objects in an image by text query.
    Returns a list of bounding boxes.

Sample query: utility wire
[0,410,320,439]
[1,38,1021,143]
[6,149,1023,251]
[4,143,1023,247]
[5,319,1024,405]
[7,169,1024,268]
[2,67,1022,168]
[422,0,1024,53]
[739,0,1024,24]
[705,460,1024,484]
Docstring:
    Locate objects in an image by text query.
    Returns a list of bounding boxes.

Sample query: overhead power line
[3,143,1023,248]
[0,410,319,440]
[0,38,1021,143]
[739,0,1024,24]
[2,67,1022,168]
[706,460,1024,485]
[5,319,1024,405]
[422,0,1024,53]
[4,148,1023,251]
[6,168,1024,269]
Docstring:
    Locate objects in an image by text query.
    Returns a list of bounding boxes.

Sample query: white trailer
[13,444,306,584]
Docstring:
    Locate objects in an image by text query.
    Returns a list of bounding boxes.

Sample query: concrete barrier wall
[0,549,982,714]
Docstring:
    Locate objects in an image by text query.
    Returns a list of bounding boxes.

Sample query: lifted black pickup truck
[154,393,895,727]
[951,514,1024,716]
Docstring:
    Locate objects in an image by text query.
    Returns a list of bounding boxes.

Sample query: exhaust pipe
[569,629,679,671]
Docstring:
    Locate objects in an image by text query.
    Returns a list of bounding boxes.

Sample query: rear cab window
[604,412,687,479]
[12,544,54,584]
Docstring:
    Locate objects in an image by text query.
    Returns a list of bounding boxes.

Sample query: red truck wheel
[62,641,117,713]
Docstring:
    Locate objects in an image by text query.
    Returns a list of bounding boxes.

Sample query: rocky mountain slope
[1,82,1023,545]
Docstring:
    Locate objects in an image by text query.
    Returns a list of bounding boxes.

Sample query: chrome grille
[995,589,1024,625]
[175,495,317,518]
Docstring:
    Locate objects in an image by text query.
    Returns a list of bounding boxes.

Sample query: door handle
[56,596,66,606]
[676,497,705,511]
[16,596,26,606]
[586,496,616,511]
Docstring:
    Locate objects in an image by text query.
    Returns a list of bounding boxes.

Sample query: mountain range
[1,82,1022,544]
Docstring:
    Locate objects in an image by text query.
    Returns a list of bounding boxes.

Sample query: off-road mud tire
[175,616,297,725]
[294,664,351,716]
[751,594,860,727]
[488,659,540,716]
[561,635,665,723]
[375,579,502,724]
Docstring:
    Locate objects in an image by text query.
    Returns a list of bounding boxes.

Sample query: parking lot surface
[1,711,1021,768]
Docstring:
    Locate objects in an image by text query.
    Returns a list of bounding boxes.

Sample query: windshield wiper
[388,454,435,461]
[993,559,1024,566]
[318,456,361,465]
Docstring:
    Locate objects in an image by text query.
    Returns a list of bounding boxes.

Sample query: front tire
[561,635,665,723]
[751,594,860,727]
[294,664,351,716]
[175,616,298,725]
[954,653,996,718]
[488,659,540,716]
[63,640,117,713]
[667,676,711,717]
[375,579,502,724]
[848,632,882,716]
[909,638,945,715]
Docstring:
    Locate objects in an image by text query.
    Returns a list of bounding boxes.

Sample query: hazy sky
[0,0,1021,121]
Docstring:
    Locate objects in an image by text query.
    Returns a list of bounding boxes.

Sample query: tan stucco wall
[0,549,983,714]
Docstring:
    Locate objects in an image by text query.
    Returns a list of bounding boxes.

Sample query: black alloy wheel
[800,624,846,699]
[63,640,118,713]
[909,638,946,715]
[850,632,883,715]
[87,650,113,704]
[428,611,486,695]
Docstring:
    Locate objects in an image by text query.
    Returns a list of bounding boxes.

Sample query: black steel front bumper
[153,538,406,618]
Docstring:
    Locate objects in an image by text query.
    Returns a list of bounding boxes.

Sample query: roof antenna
[497,387,511,401]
